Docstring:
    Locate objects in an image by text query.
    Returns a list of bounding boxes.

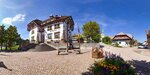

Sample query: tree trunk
[5,44,7,50]
[1,43,2,50]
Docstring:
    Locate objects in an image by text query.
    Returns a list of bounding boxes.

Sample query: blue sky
[0,0,150,42]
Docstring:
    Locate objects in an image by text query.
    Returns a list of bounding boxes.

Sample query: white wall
[44,22,66,42]
[29,27,38,43]
[113,40,130,47]
[29,22,72,43]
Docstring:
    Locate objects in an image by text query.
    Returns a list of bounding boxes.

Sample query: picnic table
[57,39,81,55]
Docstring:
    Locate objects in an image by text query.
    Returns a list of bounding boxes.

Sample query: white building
[27,15,74,44]
[112,32,134,47]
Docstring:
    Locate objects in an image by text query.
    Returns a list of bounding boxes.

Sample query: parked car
[138,45,149,49]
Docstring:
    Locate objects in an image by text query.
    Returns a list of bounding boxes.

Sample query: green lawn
[10,45,19,50]
[1,45,19,50]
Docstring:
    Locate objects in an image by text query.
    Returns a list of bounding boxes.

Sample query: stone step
[28,43,56,52]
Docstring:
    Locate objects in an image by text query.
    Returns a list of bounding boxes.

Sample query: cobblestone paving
[0,49,93,75]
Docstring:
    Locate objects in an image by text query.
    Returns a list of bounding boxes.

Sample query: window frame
[119,42,121,44]
[47,26,52,31]
[54,32,60,39]
[31,30,34,34]
[48,33,52,39]
[31,36,34,41]
[54,24,60,29]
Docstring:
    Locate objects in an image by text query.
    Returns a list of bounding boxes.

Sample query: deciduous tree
[102,36,112,44]
[82,21,101,42]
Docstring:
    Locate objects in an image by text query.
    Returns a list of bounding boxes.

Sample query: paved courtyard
[0,49,93,75]
[0,45,150,75]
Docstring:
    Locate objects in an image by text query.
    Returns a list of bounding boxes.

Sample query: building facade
[27,15,74,44]
[146,30,150,48]
[112,32,134,47]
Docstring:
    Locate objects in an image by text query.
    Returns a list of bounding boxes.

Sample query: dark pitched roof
[27,16,74,31]
[27,19,42,31]
[42,16,67,24]
[112,32,133,40]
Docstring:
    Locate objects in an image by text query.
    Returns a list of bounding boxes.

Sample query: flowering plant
[85,52,136,75]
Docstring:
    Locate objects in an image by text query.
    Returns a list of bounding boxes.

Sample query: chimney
[55,15,58,17]
[55,15,60,19]
[49,14,54,18]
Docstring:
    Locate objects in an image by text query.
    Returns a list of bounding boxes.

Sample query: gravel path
[0,49,93,75]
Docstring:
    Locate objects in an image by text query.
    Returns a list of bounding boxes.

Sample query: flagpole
[77,23,81,48]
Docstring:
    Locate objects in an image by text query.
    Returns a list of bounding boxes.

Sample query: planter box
[92,48,104,59]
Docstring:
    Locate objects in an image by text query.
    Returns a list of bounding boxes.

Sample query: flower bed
[83,52,136,75]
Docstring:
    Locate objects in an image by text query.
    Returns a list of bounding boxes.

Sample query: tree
[92,34,101,43]
[16,34,23,49]
[82,21,100,42]
[0,24,6,50]
[102,36,112,44]
[129,39,135,47]
[76,34,84,43]
[6,25,20,50]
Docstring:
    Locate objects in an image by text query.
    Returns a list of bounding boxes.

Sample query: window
[31,30,34,34]
[48,33,52,39]
[119,42,121,44]
[54,24,60,29]
[54,32,60,39]
[31,36,34,41]
[47,26,52,31]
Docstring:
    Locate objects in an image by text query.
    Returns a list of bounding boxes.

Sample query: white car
[138,45,149,49]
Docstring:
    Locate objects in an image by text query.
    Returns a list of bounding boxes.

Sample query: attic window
[51,18,55,21]
[54,24,60,29]
[47,26,52,31]
[43,22,46,25]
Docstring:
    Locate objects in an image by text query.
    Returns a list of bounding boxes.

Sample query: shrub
[102,36,112,44]
[84,53,136,75]
[92,34,101,43]
[114,43,122,48]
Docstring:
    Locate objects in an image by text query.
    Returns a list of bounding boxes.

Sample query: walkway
[103,45,150,61]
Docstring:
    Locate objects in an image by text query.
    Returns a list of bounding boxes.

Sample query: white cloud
[2,14,26,25]
[2,17,12,25]
[12,14,26,22]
